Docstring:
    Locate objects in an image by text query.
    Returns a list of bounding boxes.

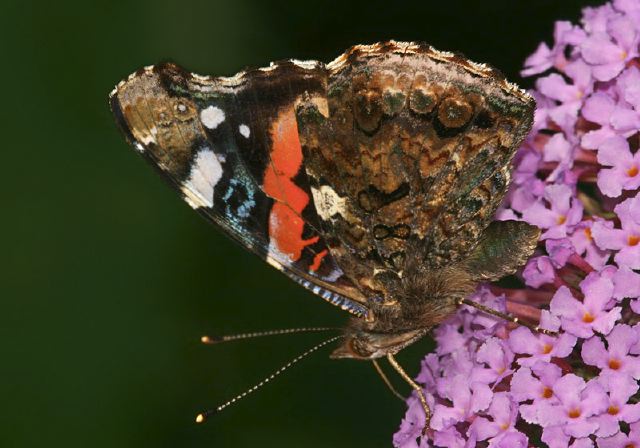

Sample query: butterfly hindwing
[297,42,534,302]
[110,62,369,317]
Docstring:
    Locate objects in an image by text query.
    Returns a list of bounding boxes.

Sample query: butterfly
[109,41,543,430]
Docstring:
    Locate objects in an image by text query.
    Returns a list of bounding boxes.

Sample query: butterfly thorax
[331,252,477,359]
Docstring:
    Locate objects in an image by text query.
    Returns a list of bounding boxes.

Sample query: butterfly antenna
[195,334,343,423]
[200,327,339,344]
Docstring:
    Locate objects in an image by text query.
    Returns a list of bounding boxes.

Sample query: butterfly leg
[458,298,557,336]
[372,359,405,401]
[386,354,431,436]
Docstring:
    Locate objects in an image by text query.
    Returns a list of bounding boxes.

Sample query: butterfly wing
[109,62,369,317]
[296,42,535,301]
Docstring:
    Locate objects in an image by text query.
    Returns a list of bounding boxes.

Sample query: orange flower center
[584,227,593,241]
[629,235,640,246]
[557,215,567,225]
[542,387,553,399]
[568,408,581,419]
[541,344,553,355]
[582,312,595,323]
[609,358,622,370]
[628,165,639,177]
[626,444,636,448]
[499,422,509,431]
[608,405,620,415]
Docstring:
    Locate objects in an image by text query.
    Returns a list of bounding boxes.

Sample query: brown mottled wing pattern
[297,42,534,302]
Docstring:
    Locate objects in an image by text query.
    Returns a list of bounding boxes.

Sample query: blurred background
[3,0,601,446]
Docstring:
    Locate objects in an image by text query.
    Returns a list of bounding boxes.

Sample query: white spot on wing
[181,148,223,208]
[311,185,348,221]
[200,106,225,129]
[239,124,250,138]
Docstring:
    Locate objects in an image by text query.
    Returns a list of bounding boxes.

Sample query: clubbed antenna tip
[195,335,343,423]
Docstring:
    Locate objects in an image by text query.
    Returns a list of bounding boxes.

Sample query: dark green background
[4,1,598,446]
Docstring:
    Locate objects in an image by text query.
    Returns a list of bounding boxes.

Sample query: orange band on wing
[264,107,318,262]
[309,249,328,272]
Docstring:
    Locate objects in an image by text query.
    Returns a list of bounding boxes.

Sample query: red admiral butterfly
[110,41,544,431]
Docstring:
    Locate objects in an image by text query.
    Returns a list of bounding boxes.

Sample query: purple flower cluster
[394,1,640,446]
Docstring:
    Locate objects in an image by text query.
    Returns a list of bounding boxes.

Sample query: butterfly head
[330,327,428,360]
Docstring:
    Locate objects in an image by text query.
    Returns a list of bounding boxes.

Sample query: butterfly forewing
[109,62,368,317]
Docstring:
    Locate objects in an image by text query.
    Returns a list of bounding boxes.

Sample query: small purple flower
[522,21,586,75]
[431,427,470,448]
[596,136,640,197]
[543,133,576,180]
[581,324,640,380]
[457,287,508,338]
[433,321,469,356]
[468,393,528,447]
[535,374,608,438]
[615,0,640,13]
[617,65,640,109]
[592,194,640,268]
[536,60,592,132]
[550,274,621,337]
[523,255,556,287]
[546,237,576,267]
[511,363,563,424]
[471,337,514,384]
[569,219,611,270]
[580,14,639,81]
[508,326,577,367]
[591,374,640,438]
[541,425,595,448]
[612,266,640,312]
[596,420,640,447]
[581,91,640,149]
[430,374,493,431]
[522,183,583,239]
[393,398,422,448]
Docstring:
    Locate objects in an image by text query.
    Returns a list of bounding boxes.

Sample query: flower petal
[581,336,608,368]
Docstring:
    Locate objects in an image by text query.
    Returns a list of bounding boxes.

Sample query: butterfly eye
[351,337,374,358]
[437,96,473,128]
[353,89,383,133]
